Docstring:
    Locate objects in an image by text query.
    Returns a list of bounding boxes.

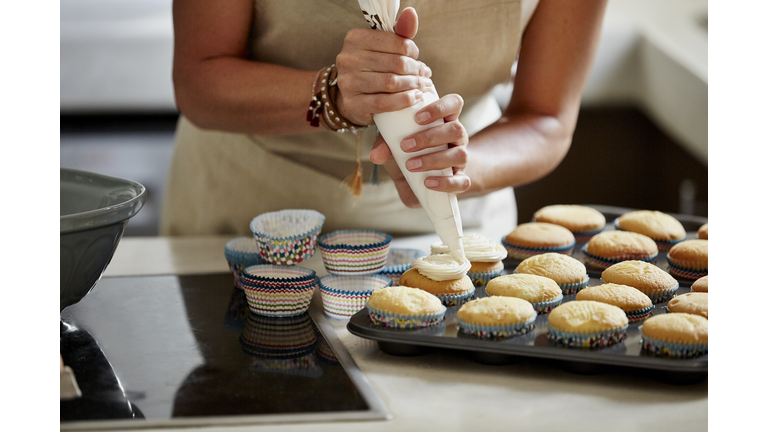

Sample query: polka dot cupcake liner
[239,265,318,317]
[530,293,564,314]
[501,238,575,260]
[612,218,684,251]
[318,230,393,275]
[250,209,325,265]
[467,268,504,287]
[581,244,658,270]
[318,274,393,319]
[640,334,708,358]
[239,313,318,359]
[547,326,628,349]
[436,287,476,307]
[366,305,447,329]
[457,315,536,339]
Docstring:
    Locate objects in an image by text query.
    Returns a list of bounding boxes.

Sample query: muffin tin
[347,205,707,383]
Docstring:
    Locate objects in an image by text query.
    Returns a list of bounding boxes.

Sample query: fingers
[393,7,419,40]
[369,133,392,165]
[342,27,421,60]
[424,171,472,193]
[413,93,464,124]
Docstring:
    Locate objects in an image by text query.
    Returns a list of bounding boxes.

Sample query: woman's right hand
[334,7,433,126]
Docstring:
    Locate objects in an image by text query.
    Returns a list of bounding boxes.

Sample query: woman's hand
[334,7,433,126]
[369,93,471,208]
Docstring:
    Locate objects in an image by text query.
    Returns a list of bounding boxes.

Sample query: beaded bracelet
[307,64,366,133]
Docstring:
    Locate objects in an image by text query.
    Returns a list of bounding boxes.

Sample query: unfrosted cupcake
[697,223,708,240]
[582,231,658,270]
[690,275,708,293]
[502,222,576,260]
[667,239,708,280]
[575,283,653,322]
[399,254,474,306]
[601,260,679,303]
[532,204,606,241]
[667,292,708,319]
[366,285,447,329]
[431,233,506,286]
[515,252,589,295]
[641,313,708,358]
[457,296,537,339]
[547,300,628,348]
[614,210,686,251]
[485,274,563,314]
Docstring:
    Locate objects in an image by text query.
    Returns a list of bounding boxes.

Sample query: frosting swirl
[431,233,507,262]
[412,253,471,281]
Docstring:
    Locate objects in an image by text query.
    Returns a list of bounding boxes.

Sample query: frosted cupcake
[547,300,628,348]
[399,254,474,306]
[515,252,589,295]
[582,231,659,270]
[601,260,679,303]
[575,283,653,323]
[614,210,686,251]
[532,204,607,241]
[366,285,447,329]
[485,274,563,314]
[431,233,506,286]
[667,239,708,280]
[641,313,708,358]
[502,222,576,260]
[457,297,537,339]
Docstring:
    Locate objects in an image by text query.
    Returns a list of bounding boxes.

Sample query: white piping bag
[357,0,465,261]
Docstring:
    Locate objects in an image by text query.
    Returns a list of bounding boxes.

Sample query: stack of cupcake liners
[318,230,393,274]
[240,264,318,317]
[250,209,325,265]
[224,236,265,289]
[319,274,393,319]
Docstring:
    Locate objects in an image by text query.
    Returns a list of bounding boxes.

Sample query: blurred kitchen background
[60,0,707,237]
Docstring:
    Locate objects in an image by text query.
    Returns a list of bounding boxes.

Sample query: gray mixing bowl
[61,168,146,311]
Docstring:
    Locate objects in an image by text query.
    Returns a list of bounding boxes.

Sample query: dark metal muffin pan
[347,205,707,383]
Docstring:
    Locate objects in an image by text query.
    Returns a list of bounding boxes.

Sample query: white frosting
[431,233,507,262]
[412,253,471,281]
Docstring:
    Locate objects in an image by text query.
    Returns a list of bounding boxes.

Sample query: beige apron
[160,0,538,236]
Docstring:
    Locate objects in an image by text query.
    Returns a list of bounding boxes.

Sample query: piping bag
[358,0,466,262]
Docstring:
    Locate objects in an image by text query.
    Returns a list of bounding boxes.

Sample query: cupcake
[456,297,537,339]
[614,210,686,250]
[366,285,447,329]
[667,292,708,319]
[547,300,628,348]
[514,252,589,295]
[697,223,708,240]
[601,260,679,303]
[502,222,576,260]
[575,283,653,323]
[690,275,708,293]
[667,239,708,280]
[485,274,563,314]
[399,254,475,306]
[532,204,606,241]
[431,233,507,286]
[582,231,659,270]
[641,313,708,358]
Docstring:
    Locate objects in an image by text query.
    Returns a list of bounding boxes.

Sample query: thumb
[393,7,418,39]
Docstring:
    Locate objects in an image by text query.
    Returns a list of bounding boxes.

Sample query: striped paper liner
[667,260,707,280]
[239,313,317,359]
[319,230,392,274]
[319,274,392,319]
[501,237,575,260]
[626,305,654,323]
[241,264,316,287]
[250,209,325,265]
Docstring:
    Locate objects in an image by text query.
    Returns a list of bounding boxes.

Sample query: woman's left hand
[369,93,471,208]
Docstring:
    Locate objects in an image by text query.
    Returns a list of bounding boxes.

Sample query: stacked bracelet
[307,64,367,133]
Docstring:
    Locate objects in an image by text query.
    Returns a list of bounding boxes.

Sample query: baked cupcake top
[399,268,475,295]
[366,285,444,316]
[412,253,471,281]
[615,210,686,241]
[667,292,708,318]
[668,240,708,266]
[641,313,708,344]
[585,231,658,258]
[697,223,708,240]
[601,260,678,292]
[533,204,606,233]
[575,283,652,312]
[503,222,576,249]
[485,274,562,303]
[457,296,536,326]
[548,300,628,334]
[691,275,708,293]
[431,233,507,263]
[515,253,587,285]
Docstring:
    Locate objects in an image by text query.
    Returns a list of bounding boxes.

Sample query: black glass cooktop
[60,273,389,430]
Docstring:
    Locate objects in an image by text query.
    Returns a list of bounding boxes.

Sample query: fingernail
[425,179,439,188]
[406,158,422,170]
[415,112,430,124]
[401,138,416,151]
[424,65,432,77]
[412,90,423,103]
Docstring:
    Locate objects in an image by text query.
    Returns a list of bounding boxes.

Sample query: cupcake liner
[250,353,323,378]
[436,286,476,307]
[467,267,504,287]
[612,218,684,251]
[457,315,536,339]
[239,265,317,317]
[378,248,426,285]
[547,325,628,349]
[581,244,658,269]
[501,237,575,260]
[626,305,653,323]
[319,274,393,319]
[241,264,316,288]
[572,226,606,243]
[249,209,325,265]
[531,293,564,314]
[640,334,708,358]
[378,263,411,286]
[367,305,447,329]
[667,262,707,280]
[239,313,318,359]
[225,237,266,288]
[558,275,590,295]
[318,230,393,274]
